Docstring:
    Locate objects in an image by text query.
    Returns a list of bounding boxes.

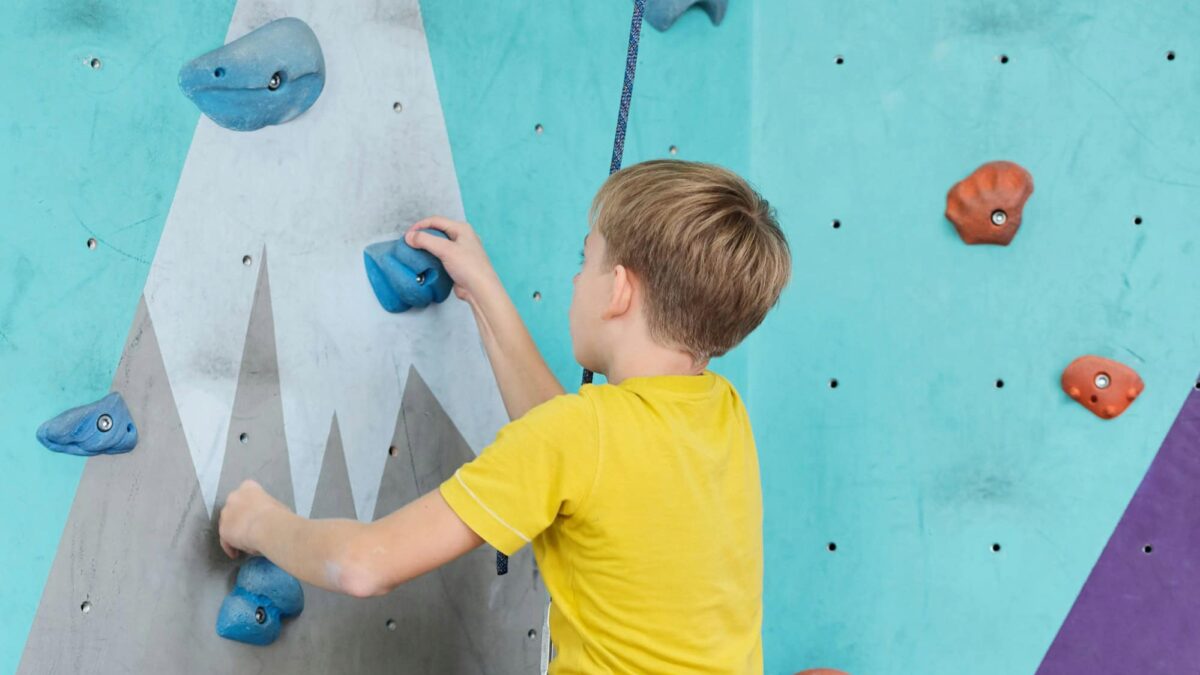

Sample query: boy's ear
[603,264,635,320]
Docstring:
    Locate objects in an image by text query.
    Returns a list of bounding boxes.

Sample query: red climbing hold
[945,161,1034,246]
[1061,355,1144,420]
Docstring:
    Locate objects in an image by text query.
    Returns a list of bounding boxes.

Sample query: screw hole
[238,433,249,444]
[527,629,538,640]
[392,101,403,112]
[827,542,837,552]
[995,379,1005,389]
[1090,394,1099,403]
[388,445,398,457]
[534,123,544,135]
[533,291,542,302]
[834,55,845,65]
[668,145,678,155]
[86,238,98,250]
[80,600,92,613]
[1143,544,1154,554]
[991,543,1002,552]
[829,378,839,389]
[1133,215,1143,226]
[214,67,225,78]
[89,57,102,70]
[386,619,397,631]
[998,54,1009,64]
[1194,381,1200,390]
[242,255,253,267]
[831,219,841,229]
[1167,50,1176,61]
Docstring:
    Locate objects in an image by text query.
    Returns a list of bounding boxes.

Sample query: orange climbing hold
[1061,355,1144,420]
[945,161,1034,246]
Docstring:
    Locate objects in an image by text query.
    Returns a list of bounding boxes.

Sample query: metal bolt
[268,72,282,91]
[991,209,1008,226]
[1094,373,1111,389]
[255,607,267,624]
[414,272,426,286]
[96,414,113,432]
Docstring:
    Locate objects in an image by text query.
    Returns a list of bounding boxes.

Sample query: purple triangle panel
[1038,380,1200,675]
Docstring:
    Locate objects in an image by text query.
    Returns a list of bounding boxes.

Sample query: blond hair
[589,160,791,360]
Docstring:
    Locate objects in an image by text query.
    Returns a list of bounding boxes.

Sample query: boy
[219,159,792,673]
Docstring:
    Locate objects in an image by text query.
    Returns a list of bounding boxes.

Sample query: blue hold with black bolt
[179,17,325,132]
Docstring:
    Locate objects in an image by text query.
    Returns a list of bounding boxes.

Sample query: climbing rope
[497,0,646,577]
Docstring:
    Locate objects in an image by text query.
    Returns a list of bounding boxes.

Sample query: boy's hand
[405,216,500,305]
[218,479,288,559]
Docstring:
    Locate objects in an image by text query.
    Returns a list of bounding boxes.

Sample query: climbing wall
[6,1,1200,674]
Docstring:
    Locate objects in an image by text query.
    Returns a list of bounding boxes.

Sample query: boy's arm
[218,480,482,598]
[407,216,565,419]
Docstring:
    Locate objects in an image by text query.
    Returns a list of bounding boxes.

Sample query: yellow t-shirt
[440,371,764,674]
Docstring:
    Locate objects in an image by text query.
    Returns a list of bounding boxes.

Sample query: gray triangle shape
[309,414,356,519]
[214,246,295,512]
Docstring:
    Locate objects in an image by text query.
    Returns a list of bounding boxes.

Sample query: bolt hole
[990,209,1008,226]
[80,600,92,613]
[527,629,538,640]
[1133,215,1143,226]
[995,379,1005,389]
[829,378,839,389]
[239,433,249,444]
[532,291,542,302]
[1143,544,1154,554]
[1167,50,1176,61]
[1194,381,1200,390]
[268,71,283,91]
[392,101,403,112]
[827,542,837,552]
[214,67,225,78]
[834,55,845,65]
[668,145,678,155]
[254,607,267,624]
[388,445,398,457]
[86,238,98,250]
[89,57,102,70]
[998,54,1009,64]
[992,543,1002,552]
[242,255,253,267]
[127,423,133,432]
[386,619,397,631]
[831,219,841,229]
[534,123,544,135]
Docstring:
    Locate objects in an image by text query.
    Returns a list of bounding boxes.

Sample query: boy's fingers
[407,229,455,258]
[220,540,238,559]
[410,216,465,240]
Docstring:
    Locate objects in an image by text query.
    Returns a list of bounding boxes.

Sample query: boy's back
[441,370,763,673]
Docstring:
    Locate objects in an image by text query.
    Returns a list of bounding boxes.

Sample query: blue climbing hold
[216,557,304,646]
[36,392,138,457]
[179,17,325,132]
[363,231,454,313]
[643,0,728,31]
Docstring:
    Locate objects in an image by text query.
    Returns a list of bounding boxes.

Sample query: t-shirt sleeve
[439,392,600,555]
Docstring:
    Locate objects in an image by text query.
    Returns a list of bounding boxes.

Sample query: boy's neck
[602,342,707,386]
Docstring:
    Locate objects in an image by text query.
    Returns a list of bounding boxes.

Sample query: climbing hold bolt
[946,161,1034,246]
[643,0,729,32]
[178,18,325,132]
[363,230,454,313]
[1062,355,1143,420]
[216,556,304,646]
[37,392,138,457]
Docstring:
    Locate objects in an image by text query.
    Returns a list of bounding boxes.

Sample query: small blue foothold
[363,231,454,313]
[216,557,304,646]
[36,392,138,457]
[179,17,325,132]
[643,0,728,32]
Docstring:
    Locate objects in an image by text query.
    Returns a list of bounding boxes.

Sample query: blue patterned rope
[498,0,646,576]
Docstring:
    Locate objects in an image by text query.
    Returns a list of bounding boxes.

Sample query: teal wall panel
[748,2,1200,673]
[0,2,235,672]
